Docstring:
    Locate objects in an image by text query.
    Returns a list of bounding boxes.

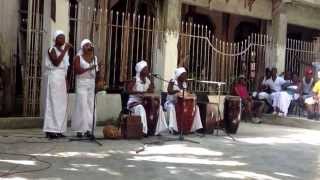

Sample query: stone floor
[0,122,319,180]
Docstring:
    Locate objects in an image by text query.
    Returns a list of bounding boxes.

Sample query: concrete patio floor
[0,122,319,180]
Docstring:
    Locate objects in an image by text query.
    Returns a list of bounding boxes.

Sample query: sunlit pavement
[0,122,319,180]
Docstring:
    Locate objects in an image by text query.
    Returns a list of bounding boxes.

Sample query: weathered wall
[50,0,70,46]
[286,3,320,30]
[208,0,272,20]
[0,0,19,115]
[0,0,19,66]
[188,6,262,41]
[183,0,320,31]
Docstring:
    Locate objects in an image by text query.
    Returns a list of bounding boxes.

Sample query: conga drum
[196,93,216,134]
[142,94,160,135]
[175,95,196,134]
[223,96,241,134]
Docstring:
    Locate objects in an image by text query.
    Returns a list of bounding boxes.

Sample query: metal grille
[179,21,273,93]
[68,4,162,90]
[285,38,317,77]
[22,0,44,116]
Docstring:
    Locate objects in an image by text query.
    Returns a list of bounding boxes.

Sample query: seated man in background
[300,67,315,117]
[305,70,320,119]
[263,67,287,114]
[233,75,264,123]
[252,68,272,112]
[301,67,315,101]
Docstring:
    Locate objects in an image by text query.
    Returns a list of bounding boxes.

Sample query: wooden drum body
[175,95,196,134]
[223,96,241,134]
[142,94,160,135]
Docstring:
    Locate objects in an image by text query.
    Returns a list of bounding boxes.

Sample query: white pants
[272,91,299,116]
[165,102,203,132]
[71,79,96,133]
[252,91,271,104]
[130,104,168,135]
[43,71,67,133]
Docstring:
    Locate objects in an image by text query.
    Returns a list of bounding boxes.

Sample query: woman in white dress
[127,60,168,136]
[71,39,99,138]
[43,30,72,139]
[164,67,203,133]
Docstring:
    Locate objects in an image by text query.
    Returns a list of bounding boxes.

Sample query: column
[272,9,287,73]
[153,0,181,91]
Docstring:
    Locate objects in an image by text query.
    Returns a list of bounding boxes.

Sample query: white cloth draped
[272,85,299,116]
[42,46,69,133]
[164,78,203,132]
[71,55,98,133]
[127,63,168,135]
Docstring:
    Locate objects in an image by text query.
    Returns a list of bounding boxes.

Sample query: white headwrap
[77,39,92,55]
[135,60,148,75]
[54,30,65,41]
[174,67,186,80]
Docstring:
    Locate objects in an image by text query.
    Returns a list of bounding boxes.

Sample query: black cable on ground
[0,152,52,178]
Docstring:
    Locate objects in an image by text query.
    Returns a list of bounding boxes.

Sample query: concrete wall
[186,6,262,41]
[50,0,70,46]
[67,92,122,123]
[0,0,19,66]
[183,0,320,31]
[183,0,272,20]
[286,3,320,30]
[209,0,272,20]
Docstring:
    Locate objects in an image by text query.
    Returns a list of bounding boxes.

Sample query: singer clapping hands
[71,39,99,138]
[43,30,71,139]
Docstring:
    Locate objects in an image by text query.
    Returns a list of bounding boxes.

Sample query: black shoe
[57,133,66,138]
[84,131,92,138]
[76,132,83,138]
[46,132,58,139]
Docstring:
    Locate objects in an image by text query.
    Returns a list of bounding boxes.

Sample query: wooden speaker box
[120,115,143,139]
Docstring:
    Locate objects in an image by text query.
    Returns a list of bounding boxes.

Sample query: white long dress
[164,80,203,132]
[272,85,299,116]
[71,56,98,133]
[127,76,168,135]
[42,46,69,133]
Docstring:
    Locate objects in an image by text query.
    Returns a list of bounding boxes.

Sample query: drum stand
[213,83,236,141]
[150,74,199,144]
[69,48,103,146]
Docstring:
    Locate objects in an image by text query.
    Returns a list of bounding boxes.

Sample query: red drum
[142,94,160,135]
[175,95,196,134]
[223,96,241,134]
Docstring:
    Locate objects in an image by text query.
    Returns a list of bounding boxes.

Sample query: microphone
[149,73,159,77]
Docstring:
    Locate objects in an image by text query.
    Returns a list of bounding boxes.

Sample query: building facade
[0,0,319,118]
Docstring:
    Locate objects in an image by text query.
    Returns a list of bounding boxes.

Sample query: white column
[154,0,181,92]
[272,9,288,73]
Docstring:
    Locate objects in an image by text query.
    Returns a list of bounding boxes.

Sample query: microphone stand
[198,81,235,141]
[69,47,103,146]
[149,74,199,144]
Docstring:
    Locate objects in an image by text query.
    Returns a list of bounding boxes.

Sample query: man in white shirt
[263,68,286,93]
[263,67,287,115]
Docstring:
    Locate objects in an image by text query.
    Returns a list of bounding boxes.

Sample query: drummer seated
[164,67,203,133]
[233,75,264,123]
[127,60,168,136]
